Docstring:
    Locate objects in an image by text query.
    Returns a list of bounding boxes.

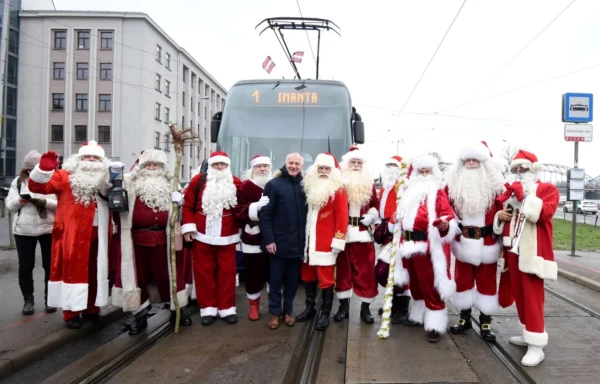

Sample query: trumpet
[508,174,527,254]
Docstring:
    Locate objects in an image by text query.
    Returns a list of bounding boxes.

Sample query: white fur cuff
[523,329,548,347]
[522,195,543,223]
[331,238,346,251]
[249,202,260,221]
[30,165,54,184]
[181,223,197,234]
[336,289,353,299]
[493,211,505,235]
[424,308,448,334]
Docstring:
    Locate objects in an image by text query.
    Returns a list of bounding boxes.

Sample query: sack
[175,221,184,251]
[373,219,391,245]
[498,257,514,308]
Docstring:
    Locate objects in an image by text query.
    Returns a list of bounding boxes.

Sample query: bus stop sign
[563,93,593,123]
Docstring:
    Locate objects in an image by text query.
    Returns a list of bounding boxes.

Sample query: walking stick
[377,222,400,339]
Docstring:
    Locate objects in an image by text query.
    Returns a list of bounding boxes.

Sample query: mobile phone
[20,194,32,200]
[507,204,514,214]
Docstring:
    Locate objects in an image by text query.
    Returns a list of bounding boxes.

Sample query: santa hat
[411,154,438,171]
[406,164,414,180]
[457,141,492,162]
[78,140,105,158]
[207,151,230,166]
[386,155,403,167]
[250,154,271,168]
[341,145,368,164]
[23,150,42,169]
[138,149,167,167]
[313,152,341,169]
[510,149,542,172]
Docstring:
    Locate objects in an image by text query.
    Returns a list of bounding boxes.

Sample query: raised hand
[39,151,60,171]
[511,182,525,201]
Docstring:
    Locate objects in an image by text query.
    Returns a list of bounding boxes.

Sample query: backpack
[192,172,208,213]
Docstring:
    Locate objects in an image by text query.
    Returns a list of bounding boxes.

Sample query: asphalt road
[554,208,599,225]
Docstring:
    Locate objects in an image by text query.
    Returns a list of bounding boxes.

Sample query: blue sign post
[563,93,593,123]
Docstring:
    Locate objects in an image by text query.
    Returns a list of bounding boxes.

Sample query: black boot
[66,315,82,329]
[360,302,374,324]
[479,313,496,342]
[391,296,410,324]
[315,287,334,331]
[449,309,472,334]
[170,308,193,326]
[296,281,318,322]
[129,314,148,335]
[333,298,350,322]
[22,294,34,316]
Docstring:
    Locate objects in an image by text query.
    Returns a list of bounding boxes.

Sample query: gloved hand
[39,151,60,171]
[331,248,342,255]
[257,196,270,210]
[171,191,182,204]
[109,161,125,173]
[30,198,47,209]
[511,181,525,201]
[388,221,395,233]
[360,214,375,226]
[433,218,449,231]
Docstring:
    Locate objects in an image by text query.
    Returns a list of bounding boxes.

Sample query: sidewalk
[554,250,600,292]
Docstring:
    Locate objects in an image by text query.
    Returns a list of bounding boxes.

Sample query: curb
[0,305,125,381]
[558,269,600,293]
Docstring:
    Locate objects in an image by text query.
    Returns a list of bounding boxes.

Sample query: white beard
[303,167,344,209]
[398,174,440,222]
[69,161,106,207]
[382,167,400,189]
[505,172,538,195]
[131,167,173,212]
[343,168,373,207]
[252,174,272,189]
[202,168,238,219]
[446,163,504,218]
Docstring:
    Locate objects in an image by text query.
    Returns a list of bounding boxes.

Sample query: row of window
[54,30,113,50]
[155,74,171,96]
[53,62,112,80]
[154,101,211,125]
[52,93,112,112]
[156,45,172,70]
[51,125,111,143]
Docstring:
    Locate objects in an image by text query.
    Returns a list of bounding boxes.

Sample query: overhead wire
[295,0,317,66]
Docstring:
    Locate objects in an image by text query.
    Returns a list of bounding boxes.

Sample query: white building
[17,10,226,181]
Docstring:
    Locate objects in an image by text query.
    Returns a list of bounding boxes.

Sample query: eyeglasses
[510,167,530,174]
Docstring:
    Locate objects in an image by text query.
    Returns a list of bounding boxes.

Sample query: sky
[51,0,600,178]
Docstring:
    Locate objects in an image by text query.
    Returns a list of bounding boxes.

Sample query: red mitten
[511,182,525,201]
[39,151,60,171]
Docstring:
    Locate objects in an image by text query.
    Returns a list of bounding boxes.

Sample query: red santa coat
[28,167,111,311]
[181,173,242,245]
[494,181,559,280]
[450,203,502,266]
[305,188,349,266]
[379,182,403,221]
[394,189,458,300]
[347,184,379,243]
[234,179,264,254]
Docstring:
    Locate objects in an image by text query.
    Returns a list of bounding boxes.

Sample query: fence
[562,210,600,227]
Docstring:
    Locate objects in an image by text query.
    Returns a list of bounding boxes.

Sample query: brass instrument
[509,174,527,254]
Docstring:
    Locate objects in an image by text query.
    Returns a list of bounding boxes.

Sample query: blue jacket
[259,166,307,258]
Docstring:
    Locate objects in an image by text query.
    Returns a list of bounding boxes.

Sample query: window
[183,92,186,106]
[74,125,87,142]
[155,102,161,120]
[100,31,113,49]
[54,31,66,49]
[98,126,111,143]
[76,94,88,111]
[6,87,17,116]
[53,62,65,79]
[165,80,170,97]
[100,63,112,80]
[191,97,194,112]
[77,31,90,49]
[204,105,207,119]
[52,93,64,110]
[51,125,64,142]
[165,52,171,70]
[99,94,111,111]
[7,56,18,85]
[164,133,171,151]
[9,29,18,54]
[197,102,200,115]
[155,131,161,149]
[182,116,184,128]
[197,145,200,159]
[77,63,89,80]
[164,107,170,123]
[183,66,188,82]
[155,74,161,91]
[156,45,162,62]
[191,73,195,89]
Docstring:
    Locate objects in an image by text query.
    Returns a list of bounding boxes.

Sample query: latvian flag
[291,51,304,63]
[262,56,275,74]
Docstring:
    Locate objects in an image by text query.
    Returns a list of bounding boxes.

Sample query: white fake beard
[202,167,238,218]
[69,161,106,207]
[398,174,440,221]
[303,167,344,209]
[131,167,173,212]
[252,173,272,189]
[506,171,538,195]
[447,164,503,218]
[382,167,400,188]
[343,167,373,207]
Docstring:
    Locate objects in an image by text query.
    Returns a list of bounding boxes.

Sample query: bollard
[0,197,5,218]
[7,212,16,249]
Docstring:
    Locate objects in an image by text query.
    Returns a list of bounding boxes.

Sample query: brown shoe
[268,314,280,330]
[284,314,295,327]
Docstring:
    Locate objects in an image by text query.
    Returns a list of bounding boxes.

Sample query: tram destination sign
[564,123,593,142]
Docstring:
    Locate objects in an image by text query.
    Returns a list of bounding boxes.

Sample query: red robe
[305,188,349,266]
[346,184,379,243]
[234,179,264,254]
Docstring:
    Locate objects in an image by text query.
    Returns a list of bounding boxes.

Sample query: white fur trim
[522,195,542,224]
[398,240,428,258]
[519,254,558,281]
[94,199,110,307]
[341,148,368,163]
[241,243,262,254]
[387,158,402,167]
[474,292,499,315]
[451,288,475,311]
[493,211,505,235]
[346,226,373,243]
[411,155,438,171]
[208,155,230,166]
[452,238,501,266]
[138,150,167,167]
[247,292,261,300]
[313,153,335,168]
[424,308,448,334]
[218,307,237,318]
[244,224,261,235]
[503,236,512,247]
[523,329,548,347]
[46,281,88,311]
[201,307,218,317]
[248,203,260,221]
[457,143,491,162]
[336,289,353,299]
[377,242,393,263]
[309,251,338,266]
[194,232,240,246]
[170,289,190,311]
[78,140,105,158]
[367,207,379,219]
[427,193,456,300]
[250,156,271,168]
[394,264,410,286]
[409,299,425,324]
[30,165,55,183]
[356,294,376,304]
[331,238,346,251]
[181,223,197,234]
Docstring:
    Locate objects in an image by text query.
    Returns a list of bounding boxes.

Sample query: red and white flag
[290,51,304,63]
[262,56,275,74]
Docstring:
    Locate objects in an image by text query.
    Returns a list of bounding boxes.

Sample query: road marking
[556,256,600,275]
[1,311,49,331]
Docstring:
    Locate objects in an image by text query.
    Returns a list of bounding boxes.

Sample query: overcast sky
[51,0,600,178]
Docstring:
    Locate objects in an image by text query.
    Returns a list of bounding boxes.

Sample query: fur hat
[250,154,271,168]
[78,140,105,158]
[456,141,492,162]
[23,150,42,169]
[207,151,230,166]
[386,155,403,167]
[510,149,542,172]
[341,146,368,164]
[411,155,438,171]
[138,149,167,167]
[313,152,341,169]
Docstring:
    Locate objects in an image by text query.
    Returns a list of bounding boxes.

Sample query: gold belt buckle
[462,226,482,240]
[350,217,359,226]
[404,231,411,241]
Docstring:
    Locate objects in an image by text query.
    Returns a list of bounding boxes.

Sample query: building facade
[16,11,226,181]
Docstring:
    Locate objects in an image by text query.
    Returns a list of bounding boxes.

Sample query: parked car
[563,201,598,214]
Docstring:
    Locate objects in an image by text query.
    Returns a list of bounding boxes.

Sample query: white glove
[360,214,375,226]
[388,222,395,233]
[257,196,269,209]
[331,248,342,255]
[109,161,125,172]
[171,191,182,204]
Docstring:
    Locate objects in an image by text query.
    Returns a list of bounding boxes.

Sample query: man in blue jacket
[259,153,307,330]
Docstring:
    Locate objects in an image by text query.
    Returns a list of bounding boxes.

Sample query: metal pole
[0,0,11,176]
[278,29,301,79]
[570,141,578,256]
[316,29,321,80]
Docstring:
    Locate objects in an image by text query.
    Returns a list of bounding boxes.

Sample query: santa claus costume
[182,151,242,325]
[493,150,559,366]
[28,142,112,329]
[373,155,412,324]
[296,153,348,331]
[110,150,192,334]
[393,155,458,343]
[334,146,380,325]
[233,154,273,321]
[444,142,504,341]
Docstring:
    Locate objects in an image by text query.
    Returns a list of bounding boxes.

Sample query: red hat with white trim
[510,149,542,172]
[78,140,105,158]
[341,145,367,163]
[457,141,493,162]
[250,154,271,168]
[386,155,403,167]
[313,152,341,169]
[208,151,230,166]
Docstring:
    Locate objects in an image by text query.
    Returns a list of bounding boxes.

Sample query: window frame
[77,31,90,50]
[98,125,111,143]
[165,80,170,97]
[156,45,162,63]
[52,93,64,110]
[155,131,161,149]
[53,62,65,80]
[155,73,161,92]
[54,30,67,49]
[155,102,161,121]
[164,107,170,124]
[76,62,89,80]
[75,93,88,111]
[74,125,87,143]
[99,63,112,80]
[100,31,113,50]
[51,125,64,142]
[165,52,171,70]
[99,94,112,111]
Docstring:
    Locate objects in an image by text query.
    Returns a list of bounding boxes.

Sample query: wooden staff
[377,223,400,339]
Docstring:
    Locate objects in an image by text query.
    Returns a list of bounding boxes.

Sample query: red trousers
[453,260,498,314]
[335,242,378,302]
[301,262,335,289]
[243,252,270,299]
[134,243,171,304]
[507,251,545,336]
[404,254,445,311]
[63,227,100,321]
[192,242,237,317]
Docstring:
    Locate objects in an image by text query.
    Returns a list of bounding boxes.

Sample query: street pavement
[553,207,600,225]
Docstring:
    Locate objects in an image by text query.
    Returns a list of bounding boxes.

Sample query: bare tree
[428,152,451,174]
[500,143,521,175]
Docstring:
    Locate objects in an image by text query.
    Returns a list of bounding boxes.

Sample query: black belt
[132,226,166,232]
[458,224,493,240]
[404,230,427,242]
[349,216,361,226]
